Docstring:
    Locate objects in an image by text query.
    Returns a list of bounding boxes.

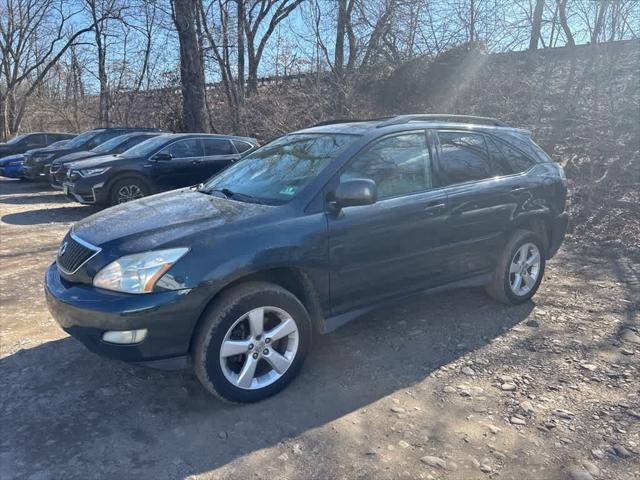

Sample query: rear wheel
[192,282,312,403]
[108,177,150,206]
[485,230,546,305]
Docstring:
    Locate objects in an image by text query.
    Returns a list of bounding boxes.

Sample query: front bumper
[0,164,27,178]
[49,166,67,188]
[44,263,209,364]
[547,212,569,258]
[22,163,50,181]
[63,179,107,204]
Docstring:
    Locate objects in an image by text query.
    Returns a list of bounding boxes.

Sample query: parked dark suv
[49,132,163,188]
[22,127,161,181]
[0,132,75,158]
[62,133,257,206]
[45,115,568,403]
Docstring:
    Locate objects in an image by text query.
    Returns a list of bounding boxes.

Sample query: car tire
[485,229,546,305]
[192,281,312,403]
[108,177,150,206]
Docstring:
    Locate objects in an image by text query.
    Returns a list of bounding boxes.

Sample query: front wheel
[485,230,546,305]
[108,177,150,206]
[192,282,312,403]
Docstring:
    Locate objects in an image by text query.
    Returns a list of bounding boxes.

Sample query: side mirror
[331,178,377,209]
[153,152,173,162]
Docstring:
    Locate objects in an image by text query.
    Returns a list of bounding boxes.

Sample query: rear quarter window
[493,136,536,173]
[232,140,254,153]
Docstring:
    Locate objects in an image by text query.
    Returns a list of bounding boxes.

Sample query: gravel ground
[0,178,638,480]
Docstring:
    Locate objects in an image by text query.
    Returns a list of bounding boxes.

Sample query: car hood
[53,150,100,164]
[72,188,274,249]
[67,154,126,170]
[0,154,24,165]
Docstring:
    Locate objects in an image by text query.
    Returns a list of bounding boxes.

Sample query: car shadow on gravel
[0,287,533,478]
[0,193,68,205]
[1,206,97,225]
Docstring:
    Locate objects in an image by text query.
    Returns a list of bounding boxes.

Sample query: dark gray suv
[45,115,568,403]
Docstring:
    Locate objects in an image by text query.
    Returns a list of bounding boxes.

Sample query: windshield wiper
[201,186,267,204]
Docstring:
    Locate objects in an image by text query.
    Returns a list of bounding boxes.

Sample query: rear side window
[494,138,535,173]
[341,132,431,199]
[233,140,254,153]
[86,132,120,149]
[204,138,234,155]
[437,131,492,185]
[163,138,202,158]
[25,134,46,147]
[120,136,152,152]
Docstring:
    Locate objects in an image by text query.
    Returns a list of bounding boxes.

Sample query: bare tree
[529,0,545,50]
[242,0,305,94]
[172,0,208,132]
[0,0,116,139]
[557,0,575,46]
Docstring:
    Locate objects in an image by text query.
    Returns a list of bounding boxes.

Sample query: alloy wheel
[509,242,541,296]
[117,184,143,203]
[219,306,299,390]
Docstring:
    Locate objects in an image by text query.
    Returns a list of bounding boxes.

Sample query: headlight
[93,248,188,294]
[79,167,110,177]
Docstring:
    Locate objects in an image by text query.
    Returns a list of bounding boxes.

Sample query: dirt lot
[0,177,638,480]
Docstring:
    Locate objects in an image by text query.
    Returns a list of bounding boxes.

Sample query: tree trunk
[88,0,110,126]
[557,0,575,47]
[529,0,545,50]
[0,95,8,141]
[591,2,609,44]
[236,0,245,104]
[173,0,207,132]
[245,29,258,95]
[333,0,347,115]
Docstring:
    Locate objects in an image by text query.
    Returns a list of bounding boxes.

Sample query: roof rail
[377,114,508,128]
[312,117,394,127]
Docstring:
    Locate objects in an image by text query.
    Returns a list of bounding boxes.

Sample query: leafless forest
[1,0,639,252]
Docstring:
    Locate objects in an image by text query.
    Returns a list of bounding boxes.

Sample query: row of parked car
[0,128,258,206]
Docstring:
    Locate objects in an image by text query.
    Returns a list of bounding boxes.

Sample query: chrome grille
[56,232,100,274]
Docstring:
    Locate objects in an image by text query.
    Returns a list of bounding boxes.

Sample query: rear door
[434,130,518,280]
[327,130,450,314]
[151,138,204,188]
[199,138,240,181]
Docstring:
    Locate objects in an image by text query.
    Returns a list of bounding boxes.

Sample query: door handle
[191,159,202,165]
[511,185,525,193]
[424,202,446,216]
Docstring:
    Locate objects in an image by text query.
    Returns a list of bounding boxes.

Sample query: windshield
[64,130,100,149]
[121,134,170,158]
[6,134,28,145]
[91,134,129,154]
[48,139,70,149]
[202,133,359,205]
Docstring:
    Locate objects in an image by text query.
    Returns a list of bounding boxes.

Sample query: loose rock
[420,455,447,469]
[621,329,640,344]
[462,366,475,376]
[581,461,600,477]
[567,466,594,480]
[613,444,631,458]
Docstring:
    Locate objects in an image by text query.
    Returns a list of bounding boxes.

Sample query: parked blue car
[0,139,73,179]
[0,153,26,178]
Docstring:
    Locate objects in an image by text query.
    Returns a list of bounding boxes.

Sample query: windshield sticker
[279,185,297,196]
